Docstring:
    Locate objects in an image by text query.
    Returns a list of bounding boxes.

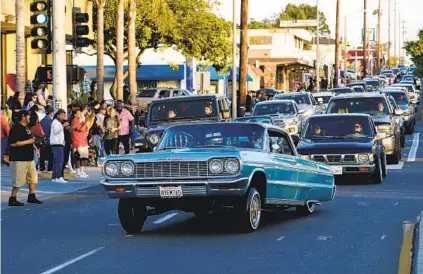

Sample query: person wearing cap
[39,106,55,173]
[50,109,68,183]
[8,110,42,206]
[115,100,134,154]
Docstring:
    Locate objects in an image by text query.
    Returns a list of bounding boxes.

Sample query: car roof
[330,92,385,99]
[308,113,371,119]
[275,92,309,96]
[259,99,294,105]
[313,91,333,96]
[150,94,223,103]
[382,89,407,94]
[329,87,353,91]
[235,115,272,120]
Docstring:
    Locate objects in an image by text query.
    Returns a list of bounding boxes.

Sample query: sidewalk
[414,212,423,274]
[1,165,103,210]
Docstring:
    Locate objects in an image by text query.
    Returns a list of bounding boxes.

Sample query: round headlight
[209,159,223,174]
[225,159,240,174]
[105,162,119,176]
[121,162,134,176]
[358,154,369,162]
[148,133,160,145]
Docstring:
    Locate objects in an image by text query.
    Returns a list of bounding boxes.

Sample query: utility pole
[363,0,367,77]
[239,0,248,110]
[334,0,340,87]
[231,0,237,119]
[52,0,67,110]
[316,0,320,91]
[400,20,406,65]
[393,0,396,66]
[343,15,347,83]
[388,0,391,68]
[377,0,381,73]
[398,12,401,65]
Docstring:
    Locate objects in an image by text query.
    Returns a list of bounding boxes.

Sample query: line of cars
[100,75,419,234]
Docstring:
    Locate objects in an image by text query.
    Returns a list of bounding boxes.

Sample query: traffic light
[73,12,91,48]
[30,0,51,53]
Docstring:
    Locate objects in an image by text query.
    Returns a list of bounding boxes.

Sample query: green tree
[404,29,423,77]
[93,0,232,99]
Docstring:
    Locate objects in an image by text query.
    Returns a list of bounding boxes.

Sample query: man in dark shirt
[8,110,42,206]
[39,106,54,172]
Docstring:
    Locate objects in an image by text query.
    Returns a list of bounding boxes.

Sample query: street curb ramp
[412,211,423,274]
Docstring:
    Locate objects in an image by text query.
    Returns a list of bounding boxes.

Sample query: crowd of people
[1,83,144,207]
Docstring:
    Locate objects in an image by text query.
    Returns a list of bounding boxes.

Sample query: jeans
[105,138,118,155]
[118,134,130,154]
[62,140,71,177]
[1,137,7,162]
[52,146,64,179]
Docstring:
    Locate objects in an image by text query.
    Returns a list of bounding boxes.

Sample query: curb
[414,211,423,274]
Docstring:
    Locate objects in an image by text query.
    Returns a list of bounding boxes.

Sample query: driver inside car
[377,103,384,112]
[168,109,176,119]
[353,122,365,136]
[204,105,213,116]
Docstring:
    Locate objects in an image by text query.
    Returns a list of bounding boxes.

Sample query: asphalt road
[2,104,423,274]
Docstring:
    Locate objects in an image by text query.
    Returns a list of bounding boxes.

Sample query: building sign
[362,28,376,42]
[279,20,318,28]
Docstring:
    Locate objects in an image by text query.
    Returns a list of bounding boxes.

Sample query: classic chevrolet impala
[101,122,335,233]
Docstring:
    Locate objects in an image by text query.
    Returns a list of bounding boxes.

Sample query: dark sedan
[297,114,387,183]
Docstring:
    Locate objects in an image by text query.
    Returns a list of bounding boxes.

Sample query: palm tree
[15,0,25,93]
[128,0,137,105]
[115,0,124,100]
[95,0,106,101]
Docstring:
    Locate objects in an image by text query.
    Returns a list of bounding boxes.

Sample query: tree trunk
[239,0,249,106]
[128,0,137,105]
[15,0,25,93]
[334,0,341,87]
[96,0,106,101]
[115,0,124,100]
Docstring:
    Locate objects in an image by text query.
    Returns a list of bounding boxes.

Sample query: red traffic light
[30,1,49,12]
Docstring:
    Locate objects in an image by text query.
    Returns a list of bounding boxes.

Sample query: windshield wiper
[158,146,184,151]
[194,144,229,148]
[310,135,337,140]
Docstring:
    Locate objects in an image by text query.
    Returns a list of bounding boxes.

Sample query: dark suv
[325,93,402,164]
[135,95,231,152]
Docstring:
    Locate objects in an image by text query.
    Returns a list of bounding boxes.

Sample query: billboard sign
[279,20,318,28]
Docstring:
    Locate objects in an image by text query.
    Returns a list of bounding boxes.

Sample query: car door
[267,129,299,202]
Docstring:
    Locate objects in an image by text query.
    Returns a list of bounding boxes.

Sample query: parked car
[101,122,336,233]
[252,100,304,134]
[273,92,323,118]
[136,88,193,111]
[134,95,231,152]
[297,114,387,183]
[382,89,416,134]
[325,93,402,164]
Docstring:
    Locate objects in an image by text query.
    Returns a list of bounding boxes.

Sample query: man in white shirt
[50,109,68,183]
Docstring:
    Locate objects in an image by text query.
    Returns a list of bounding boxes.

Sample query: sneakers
[8,197,24,207]
[76,172,89,178]
[27,193,43,204]
[53,177,68,183]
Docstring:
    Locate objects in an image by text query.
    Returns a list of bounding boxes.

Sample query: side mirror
[394,109,404,116]
[291,134,300,146]
[222,110,230,120]
[271,144,281,153]
[317,98,324,104]
[376,132,387,139]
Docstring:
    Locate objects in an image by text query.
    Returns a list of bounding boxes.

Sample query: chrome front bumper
[382,135,396,155]
[101,178,249,199]
[327,163,376,175]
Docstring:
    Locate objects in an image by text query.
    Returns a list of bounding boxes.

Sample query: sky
[216,0,423,55]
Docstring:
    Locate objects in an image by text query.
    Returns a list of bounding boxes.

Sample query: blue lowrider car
[101,123,335,233]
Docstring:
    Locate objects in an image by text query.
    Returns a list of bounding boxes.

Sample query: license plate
[331,166,343,175]
[159,186,183,198]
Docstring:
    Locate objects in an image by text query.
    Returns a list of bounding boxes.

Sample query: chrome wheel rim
[249,194,261,229]
[308,202,315,213]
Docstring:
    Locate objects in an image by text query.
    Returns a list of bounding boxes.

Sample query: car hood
[297,138,374,154]
[297,104,312,110]
[148,119,217,132]
[105,147,244,162]
[370,115,391,125]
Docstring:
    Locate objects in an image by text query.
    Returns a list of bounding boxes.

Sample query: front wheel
[382,153,387,178]
[371,157,383,184]
[118,199,147,234]
[238,188,262,232]
[400,134,405,148]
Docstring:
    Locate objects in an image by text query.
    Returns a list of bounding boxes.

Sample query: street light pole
[363,0,367,77]
[316,0,320,91]
[334,0,340,87]
[377,0,381,73]
[343,15,347,84]
[232,0,237,120]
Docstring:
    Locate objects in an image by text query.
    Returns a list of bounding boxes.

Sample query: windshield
[157,123,266,150]
[149,98,218,124]
[330,88,353,95]
[385,92,409,105]
[392,84,414,93]
[253,102,295,115]
[365,80,380,87]
[403,76,414,81]
[138,89,158,98]
[274,94,311,105]
[352,86,364,92]
[235,116,273,124]
[314,96,332,104]
[304,116,372,139]
[326,97,391,115]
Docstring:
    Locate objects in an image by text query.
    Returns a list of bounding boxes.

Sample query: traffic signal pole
[52,0,67,110]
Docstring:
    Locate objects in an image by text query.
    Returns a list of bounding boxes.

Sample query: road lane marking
[40,247,104,274]
[398,221,416,274]
[407,133,420,162]
[381,235,387,240]
[276,236,286,241]
[154,212,178,224]
[387,162,404,170]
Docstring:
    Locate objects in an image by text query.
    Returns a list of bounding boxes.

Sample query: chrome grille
[136,161,209,179]
[311,154,357,164]
[135,185,207,197]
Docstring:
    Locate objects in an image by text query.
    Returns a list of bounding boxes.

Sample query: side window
[158,90,171,98]
[310,95,318,105]
[370,119,377,136]
[174,90,186,97]
[268,130,295,156]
